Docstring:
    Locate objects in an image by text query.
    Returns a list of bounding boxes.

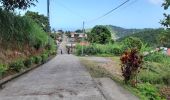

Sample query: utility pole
[47,0,50,45]
[81,21,85,56]
[47,0,50,32]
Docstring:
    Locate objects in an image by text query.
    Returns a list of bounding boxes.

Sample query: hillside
[105,25,145,39]
[118,28,164,47]
[86,25,144,39]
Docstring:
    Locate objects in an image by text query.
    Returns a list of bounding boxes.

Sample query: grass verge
[80,58,165,100]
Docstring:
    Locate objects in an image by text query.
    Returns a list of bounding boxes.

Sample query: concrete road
[0,54,105,100]
[0,35,105,100]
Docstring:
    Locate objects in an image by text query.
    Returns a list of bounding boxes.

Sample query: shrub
[137,83,163,100]
[24,57,34,67]
[75,43,123,56]
[144,52,170,63]
[120,48,143,85]
[0,64,7,77]
[41,54,48,63]
[110,47,123,56]
[122,37,143,50]
[9,60,25,72]
[34,56,42,64]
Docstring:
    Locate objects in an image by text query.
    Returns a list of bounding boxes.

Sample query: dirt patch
[81,57,123,80]
[0,46,44,64]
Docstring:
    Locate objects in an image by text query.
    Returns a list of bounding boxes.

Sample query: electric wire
[86,0,130,24]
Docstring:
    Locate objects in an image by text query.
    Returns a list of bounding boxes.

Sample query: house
[160,47,170,56]
[167,48,170,56]
[70,32,87,38]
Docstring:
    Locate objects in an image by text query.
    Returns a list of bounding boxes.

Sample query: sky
[19,0,168,31]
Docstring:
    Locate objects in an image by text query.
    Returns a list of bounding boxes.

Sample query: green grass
[0,9,49,50]
[80,57,166,100]
[76,43,123,56]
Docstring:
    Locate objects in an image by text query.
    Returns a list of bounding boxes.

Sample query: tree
[0,0,37,11]
[159,30,170,47]
[161,0,170,28]
[122,37,143,51]
[88,25,111,44]
[75,29,83,33]
[25,11,49,32]
[159,0,170,47]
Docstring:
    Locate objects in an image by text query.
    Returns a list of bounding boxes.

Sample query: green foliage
[138,62,170,85]
[161,0,170,28]
[0,64,7,76]
[109,47,123,56]
[88,25,111,44]
[122,37,143,51]
[24,57,34,67]
[159,29,170,47]
[9,60,25,72]
[34,56,42,64]
[0,9,49,50]
[144,52,170,64]
[41,53,48,63]
[118,29,164,47]
[137,83,163,100]
[105,25,143,39]
[25,11,49,32]
[76,43,123,56]
[0,0,37,11]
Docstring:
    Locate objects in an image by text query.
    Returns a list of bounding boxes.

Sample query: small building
[167,48,170,56]
[70,32,87,38]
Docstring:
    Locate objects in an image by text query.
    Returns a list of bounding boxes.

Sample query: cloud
[148,0,163,5]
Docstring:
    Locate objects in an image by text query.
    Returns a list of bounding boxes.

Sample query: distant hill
[86,25,163,47]
[105,25,146,39]
[86,25,146,39]
[118,28,164,47]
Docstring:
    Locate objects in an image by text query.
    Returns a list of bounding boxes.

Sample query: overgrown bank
[0,9,57,79]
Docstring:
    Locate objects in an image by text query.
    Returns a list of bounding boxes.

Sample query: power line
[52,0,86,20]
[121,0,138,9]
[86,0,130,24]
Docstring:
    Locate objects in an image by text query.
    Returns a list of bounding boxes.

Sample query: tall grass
[0,9,49,50]
[75,43,123,56]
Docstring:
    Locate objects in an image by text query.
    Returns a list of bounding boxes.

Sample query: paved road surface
[0,36,105,100]
[0,54,105,100]
[0,35,139,100]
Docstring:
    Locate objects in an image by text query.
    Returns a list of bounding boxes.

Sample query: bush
[9,60,25,72]
[137,83,163,100]
[109,47,123,56]
[0,64,7,76]
[24,57,34,67]
[144,52,170,64]
[122,37,143,50]
[120,48,143,85]
[75,43,123,56]
[34,56,42,64]
[41,54,48,63]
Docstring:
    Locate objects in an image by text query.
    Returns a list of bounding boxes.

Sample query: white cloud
[148,0,163,5]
